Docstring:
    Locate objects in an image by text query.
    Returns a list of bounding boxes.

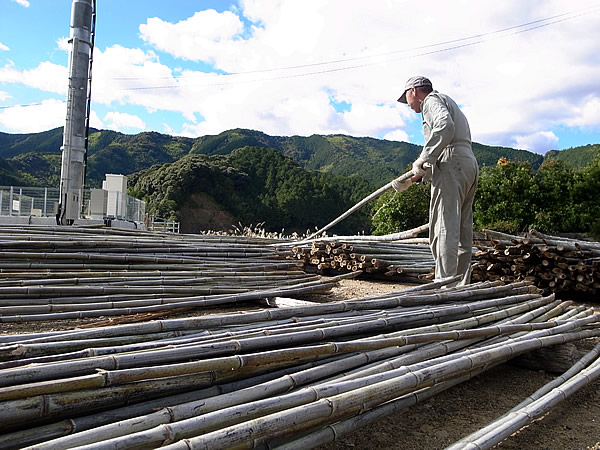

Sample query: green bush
[473,156,600,237]
[371,183,429,235]
[474,159,538,233]
[371,155,600,239]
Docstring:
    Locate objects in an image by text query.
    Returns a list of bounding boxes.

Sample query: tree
[570,155,600,237]
[473,156,600,237]
[371,183,429,235]
[474,158,538,233]
[531,159,577,233]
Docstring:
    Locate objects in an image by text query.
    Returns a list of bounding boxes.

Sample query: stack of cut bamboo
[473,229,600,298]
[0,225,347,322]
[1,278,599,449]
[290,237,433,281]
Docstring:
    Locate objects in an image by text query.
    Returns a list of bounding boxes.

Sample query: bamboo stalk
[303,171,415,241]
[447,342,600,449]
[446,347,600,449]
[1,227,597,448]
[155,328,600,450]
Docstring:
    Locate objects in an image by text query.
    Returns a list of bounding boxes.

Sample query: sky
[1,0,600,154]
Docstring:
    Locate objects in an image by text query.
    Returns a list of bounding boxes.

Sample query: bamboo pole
[446,346,600,449]
[25,323,599,450]
[304,171,414,241]
[446,342,600,449]
[0,354,352,448]
[154,328,600,450]
[1,226,597,449]
[0,286,596,447]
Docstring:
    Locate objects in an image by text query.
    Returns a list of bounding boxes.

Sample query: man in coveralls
[393,76,478,286]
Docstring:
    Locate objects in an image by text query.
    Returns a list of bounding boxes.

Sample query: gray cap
[397,75,433,103]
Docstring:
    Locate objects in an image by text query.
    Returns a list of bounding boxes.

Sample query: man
[394,75,478,286]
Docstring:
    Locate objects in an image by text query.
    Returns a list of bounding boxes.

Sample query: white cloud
[103,112,146,132]
[139,10,244,62]
[57,37,70,52]
[514,131,559,154]
[0,61,67,95]
[341,103,406,138]
[11,0,29,7]
[0,42,9,51]
[565,96,600,128]
[131,0,600,149]
[0,91,10,101]
[2,0,600,153]
[0,99,64,133]
[383,129,410,143]
[162,122,176,136]
[91,45,177,107]
[89,111,104,130]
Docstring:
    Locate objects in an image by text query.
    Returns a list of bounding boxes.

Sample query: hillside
[0,127,64,159]
[545,143,600,169]
[0,127,577,189]
[127,147,374,234]
[0,157,31,186]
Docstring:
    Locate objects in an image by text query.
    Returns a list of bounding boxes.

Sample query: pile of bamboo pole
[288,225,433,281]
[0,278,598,448]
[473,229,600,298]
[0,225,346,322]
[290,239,433,280]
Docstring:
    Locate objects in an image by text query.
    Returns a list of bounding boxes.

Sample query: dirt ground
[1,278,599,449]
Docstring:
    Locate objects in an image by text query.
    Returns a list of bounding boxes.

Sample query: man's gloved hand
[412,157,427,177]
[391,176,412,193]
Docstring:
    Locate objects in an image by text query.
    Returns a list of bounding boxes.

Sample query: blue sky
[1,0,600,154]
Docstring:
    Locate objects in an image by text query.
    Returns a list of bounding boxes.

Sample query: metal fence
[149,216,180,233]
[0,186,59,217]
[0,186,145,223]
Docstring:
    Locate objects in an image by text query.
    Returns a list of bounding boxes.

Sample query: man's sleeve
[419,96,455,163]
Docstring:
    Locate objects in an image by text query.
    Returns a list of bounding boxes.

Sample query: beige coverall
[419,91,478,286]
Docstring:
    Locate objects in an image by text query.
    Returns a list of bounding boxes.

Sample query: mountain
[190,129,420,186]
[545,144,600,169]
[0,157,32,186]
[0,127,64,159]
[128,147,374,234]
[2,127,576,189]
[85,131,194,185]
[472,142,543,169]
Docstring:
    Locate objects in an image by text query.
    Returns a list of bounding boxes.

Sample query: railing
[0,186,145,223]
[149,216,180,233]
[0,186,59,217]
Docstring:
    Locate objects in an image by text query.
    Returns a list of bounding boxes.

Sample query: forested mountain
[128,147,373,234]
[545,144,600,168]
[3,126,589,189]
[0,156,31,186]
[0,127,64,158]
[1,127,598,234]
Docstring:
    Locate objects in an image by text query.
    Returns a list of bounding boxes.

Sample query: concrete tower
[57,0,95,224]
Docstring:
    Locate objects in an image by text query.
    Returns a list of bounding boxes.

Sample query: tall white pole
[58,0,94,224]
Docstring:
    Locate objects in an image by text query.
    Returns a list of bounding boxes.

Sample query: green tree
[531,159,577,233]
[473,156,600,237]
[571,155,600,237]
[371,183,430,235]
[229,146,373,234]
[474,158,538,233]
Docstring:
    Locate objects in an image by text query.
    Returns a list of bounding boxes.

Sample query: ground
[1,278,599,449]
[178,192,236,234]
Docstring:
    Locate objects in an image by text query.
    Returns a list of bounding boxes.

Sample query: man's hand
[412,157,427,178]
[391,176,412,193]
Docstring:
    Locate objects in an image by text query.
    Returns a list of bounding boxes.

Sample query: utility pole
[57,0,95,225]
